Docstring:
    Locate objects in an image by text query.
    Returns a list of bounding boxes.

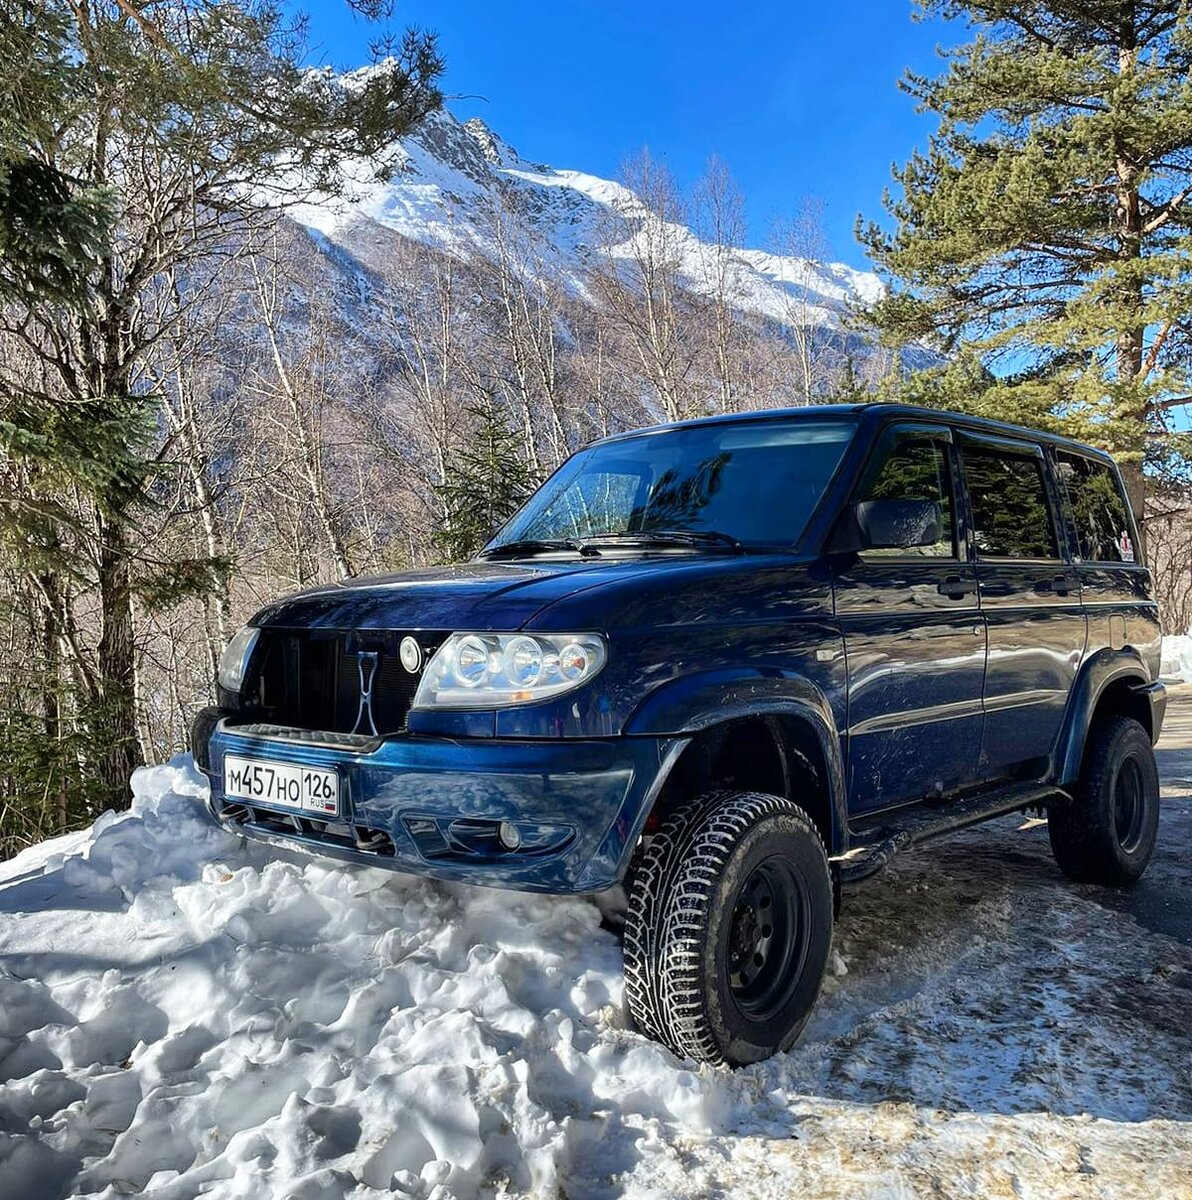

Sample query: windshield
[488,417,857,552]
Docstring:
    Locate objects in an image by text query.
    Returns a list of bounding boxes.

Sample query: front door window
[857,437,957,558]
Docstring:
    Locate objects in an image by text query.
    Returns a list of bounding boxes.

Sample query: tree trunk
[1113,14,1148,553]
[37,573,67,828]
[96,511,143,807]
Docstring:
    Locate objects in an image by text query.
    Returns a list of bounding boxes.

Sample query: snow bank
[1,759,1190,1199]
[1160,633,1192,683]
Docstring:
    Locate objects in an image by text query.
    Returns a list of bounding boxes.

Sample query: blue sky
[298,1,958,271]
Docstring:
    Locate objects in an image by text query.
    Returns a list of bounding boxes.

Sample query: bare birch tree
[692,158,749,412]
[588,153,704,423]
[770,200,847,403]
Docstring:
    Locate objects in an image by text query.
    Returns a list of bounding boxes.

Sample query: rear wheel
[1048,715,1159,886]
[624,792,833,1066]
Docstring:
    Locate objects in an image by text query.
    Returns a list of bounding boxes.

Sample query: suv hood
[250,557,730,632]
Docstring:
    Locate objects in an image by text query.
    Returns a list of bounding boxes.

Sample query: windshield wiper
[580,529,745,553]
[481,530,745,559]
[478,538,602,560]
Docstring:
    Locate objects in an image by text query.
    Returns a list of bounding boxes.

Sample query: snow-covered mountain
[290,105,884,333]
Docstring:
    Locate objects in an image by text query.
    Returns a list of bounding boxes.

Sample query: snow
[2,736,1191,1198]
[1160,634,1192,683]
[287,107,888,335]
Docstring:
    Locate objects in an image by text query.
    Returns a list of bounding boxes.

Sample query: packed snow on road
[1,740,1190,1198]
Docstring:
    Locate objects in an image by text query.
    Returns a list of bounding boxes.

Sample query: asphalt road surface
[1101,680,1192,944]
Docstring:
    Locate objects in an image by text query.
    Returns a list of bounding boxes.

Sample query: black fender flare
[625,669,848,854]
[1054,649,1152,787]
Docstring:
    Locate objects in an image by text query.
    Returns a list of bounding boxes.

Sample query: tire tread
[1048,714,1159,887]
[623,789,830,1065]
[660,794,825,1063]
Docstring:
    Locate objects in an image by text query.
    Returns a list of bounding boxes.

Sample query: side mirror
[854,498,942,550]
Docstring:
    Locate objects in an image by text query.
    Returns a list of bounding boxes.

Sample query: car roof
[590,403,1116,464]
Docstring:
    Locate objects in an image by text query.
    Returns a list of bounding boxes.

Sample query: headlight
[218,626,260,694]
[414,632,607,709]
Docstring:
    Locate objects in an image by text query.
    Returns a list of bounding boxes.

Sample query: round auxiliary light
[498,821,522,850]
[399,636,423,674]
[557,641,591,683]
[453,635,490,687]
[503,636,544,687]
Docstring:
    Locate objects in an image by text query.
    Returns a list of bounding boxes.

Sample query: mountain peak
[292,103,889,339]
[460,116,516,166]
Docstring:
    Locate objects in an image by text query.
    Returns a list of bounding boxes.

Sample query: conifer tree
[0,7,112,307]
[0,0,442,806]
[434,398,536,562]
[860,1,1192,526]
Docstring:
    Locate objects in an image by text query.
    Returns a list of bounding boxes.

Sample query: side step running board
[834,784,1069,884]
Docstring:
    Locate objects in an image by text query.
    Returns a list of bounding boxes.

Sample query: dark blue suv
[192,404,1166,1066]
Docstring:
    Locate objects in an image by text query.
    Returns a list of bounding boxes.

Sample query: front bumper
[195,712,678,894]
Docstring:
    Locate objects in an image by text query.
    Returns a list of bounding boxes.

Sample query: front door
[834,425,986,814]
[958,435,1086,779]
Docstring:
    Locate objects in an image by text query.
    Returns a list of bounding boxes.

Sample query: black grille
[241,629,442,736]
[218,801,397,857]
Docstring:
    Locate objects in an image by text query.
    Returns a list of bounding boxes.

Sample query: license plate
[223,755,340,817]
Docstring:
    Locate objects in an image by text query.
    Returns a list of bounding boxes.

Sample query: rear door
[835,423,985,813]
[1054,449,1160,674]
[958,434,1086,779]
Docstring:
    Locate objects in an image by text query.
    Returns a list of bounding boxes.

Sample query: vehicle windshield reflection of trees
[524,454,730,539]
[507,422,856,547]
[629,454,729,531]
[965,449,1057,558]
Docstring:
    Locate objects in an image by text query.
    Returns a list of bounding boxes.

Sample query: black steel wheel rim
[725,856,811,1021]
[1114,755,1146,853]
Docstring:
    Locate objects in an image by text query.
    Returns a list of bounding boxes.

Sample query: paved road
[1092,680,1192,944]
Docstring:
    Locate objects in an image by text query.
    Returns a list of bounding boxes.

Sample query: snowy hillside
[2,752,1189,1198]
[289,104,885,335]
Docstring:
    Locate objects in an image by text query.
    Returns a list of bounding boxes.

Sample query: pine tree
[0,7,112,307]
[859,2,1192,529]
[0,1,443,808]
[434,398,536,562]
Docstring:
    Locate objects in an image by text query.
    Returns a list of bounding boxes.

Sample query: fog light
[400,636,422,673]
[498,821,522,850]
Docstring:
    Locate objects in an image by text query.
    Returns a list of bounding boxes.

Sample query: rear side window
[962,445,1058,559]
[857,436,955,557]
[1056,452,1136,564]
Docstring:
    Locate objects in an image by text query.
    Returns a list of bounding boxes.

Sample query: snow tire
[622,789,737,1044]
[625,791,833,1067]
[1048,714,1159,887]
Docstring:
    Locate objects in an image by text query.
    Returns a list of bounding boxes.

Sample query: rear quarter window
[1056,452,1136,564]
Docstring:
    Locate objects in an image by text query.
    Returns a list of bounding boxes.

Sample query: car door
[958,434,1086,780]
[833,423,986,814]
[1054,448,1160,678]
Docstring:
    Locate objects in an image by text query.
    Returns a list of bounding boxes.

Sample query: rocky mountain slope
[289,104,887,337]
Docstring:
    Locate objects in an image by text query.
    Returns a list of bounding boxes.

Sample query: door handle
[1033,574,1071,597]
[937,575,977,600]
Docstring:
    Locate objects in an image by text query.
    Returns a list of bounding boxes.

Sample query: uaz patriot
[192,404,1165,1066]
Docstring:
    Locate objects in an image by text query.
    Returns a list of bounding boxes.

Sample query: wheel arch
[625,673,847,855]
[1055,650,1159,788]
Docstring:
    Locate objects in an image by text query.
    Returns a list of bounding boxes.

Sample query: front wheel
[624,792,833,1067]
[1048,715,1160,887]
